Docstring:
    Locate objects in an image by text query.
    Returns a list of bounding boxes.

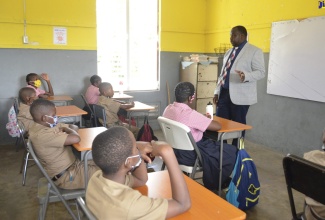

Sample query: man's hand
[236,70,245,82]
[213,94,218,105]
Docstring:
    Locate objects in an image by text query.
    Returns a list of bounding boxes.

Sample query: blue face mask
[45,115,58,128]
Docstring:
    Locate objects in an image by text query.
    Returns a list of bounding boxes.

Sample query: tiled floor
[0,130,305,219]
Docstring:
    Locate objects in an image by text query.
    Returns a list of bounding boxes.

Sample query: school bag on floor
[136,116,157,142]
[226,138,260,210]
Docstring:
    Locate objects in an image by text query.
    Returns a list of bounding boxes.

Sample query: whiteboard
[267,16,325,103]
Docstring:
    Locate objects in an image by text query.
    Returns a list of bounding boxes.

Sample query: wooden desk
[56,105,87,127]
[47,95,73,106]
[207,116,252,195]
[73,127,107,151]
[135,170,246,220]
[126,101,155,126]
[72,127,107,187]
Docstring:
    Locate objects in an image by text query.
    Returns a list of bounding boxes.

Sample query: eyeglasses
[125,149,142,173]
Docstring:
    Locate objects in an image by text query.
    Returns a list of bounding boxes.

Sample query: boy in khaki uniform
[97,82,139,137]
[17,87,37,132]
[86,126,191,219]
[29,99,99,189]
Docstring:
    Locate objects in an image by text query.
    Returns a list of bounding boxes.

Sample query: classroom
[0,0,324,219]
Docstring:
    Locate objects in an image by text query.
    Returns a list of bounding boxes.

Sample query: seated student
[86,126,191,219]
[26,73,54,98]
[83,75,101,125]
[303,130,325,220]
[17,87,37,133]
[97,82,139,137]
[29,99,99,189]
[85,75,102,105]
[162,81,237,190]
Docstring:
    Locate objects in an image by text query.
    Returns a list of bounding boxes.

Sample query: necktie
[219,47,238,86]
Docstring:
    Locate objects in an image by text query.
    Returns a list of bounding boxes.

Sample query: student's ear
[40,115,48,122]
[124,158,132,170]
[26,96,32,105]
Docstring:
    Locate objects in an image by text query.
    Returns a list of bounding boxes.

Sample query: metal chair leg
[22,151,30,186]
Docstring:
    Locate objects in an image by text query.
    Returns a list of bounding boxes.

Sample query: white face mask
[125,150,142,173]
[45,115,58,128]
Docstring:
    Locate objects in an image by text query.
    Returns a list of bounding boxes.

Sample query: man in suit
[213,25,265,145]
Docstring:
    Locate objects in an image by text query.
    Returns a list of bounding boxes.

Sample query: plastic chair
[27,140,85,220]
[76,197,97,220]
[157,116,203,179]
[283,154,325,220]
[92,104,107,128]
[81,94,95,127]
[17,120,33,186]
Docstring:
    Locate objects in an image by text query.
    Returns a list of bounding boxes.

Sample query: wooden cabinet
[180,62,218,114]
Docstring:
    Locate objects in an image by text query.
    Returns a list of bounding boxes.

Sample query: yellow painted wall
[206,0,325,53]
[0,0,96,50]
[160,0,207,52]
[0,0,323,52]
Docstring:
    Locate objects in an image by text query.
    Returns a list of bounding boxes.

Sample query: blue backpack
[226,138,260,210]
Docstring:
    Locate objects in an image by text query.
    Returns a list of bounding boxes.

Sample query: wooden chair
[283,154,325,220]
[157,116,203,179]
[27,140,85,220]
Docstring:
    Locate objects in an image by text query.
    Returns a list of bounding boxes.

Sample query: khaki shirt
[86,170,168,220]
[17,103,34,132]
[97,96,121,126]
[303,150,325,220]
[29,123,76,177]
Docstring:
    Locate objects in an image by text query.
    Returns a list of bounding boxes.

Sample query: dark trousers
[216,88,250,146]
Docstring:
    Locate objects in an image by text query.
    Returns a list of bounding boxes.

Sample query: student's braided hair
[175,82,195,103]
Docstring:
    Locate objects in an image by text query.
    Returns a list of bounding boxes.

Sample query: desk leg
[218,132,225,196]
[83,150,92,189]
[218,131,243,196]
[78,116,83,128]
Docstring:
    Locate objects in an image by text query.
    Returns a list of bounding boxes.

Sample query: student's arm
[151,141,191,218]
[60,126,80,145]
[119,101,135,110]
[131,141,152,187]
[41,73,54,96]
[206,120,221,131]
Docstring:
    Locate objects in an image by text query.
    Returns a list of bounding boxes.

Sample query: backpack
[6,105,20,138]
[226,138,260,210]
[136,116,157,142]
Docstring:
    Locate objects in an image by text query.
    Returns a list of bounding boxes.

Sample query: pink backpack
[6,105,20,138]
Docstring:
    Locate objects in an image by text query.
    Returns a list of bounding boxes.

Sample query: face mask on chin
[45,115,58,128]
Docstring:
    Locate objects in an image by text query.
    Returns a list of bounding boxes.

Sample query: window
[96,0,159,92]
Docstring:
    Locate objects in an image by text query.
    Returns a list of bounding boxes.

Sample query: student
[29,99,99,189]
[97,82,139,137]
[26,73,54,98]
[303,130,325,220]
[85,75,102,105]
[17,87,37,132]
[86,126,191,219]
[163,81,237,190]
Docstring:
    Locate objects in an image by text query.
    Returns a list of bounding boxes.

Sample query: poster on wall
[53,27,67,45]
